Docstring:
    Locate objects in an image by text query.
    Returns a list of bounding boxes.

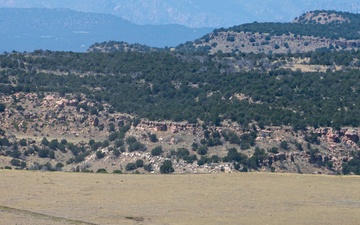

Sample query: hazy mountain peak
[1,0,360,28]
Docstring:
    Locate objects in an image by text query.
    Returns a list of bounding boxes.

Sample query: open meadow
[1,171,360,225]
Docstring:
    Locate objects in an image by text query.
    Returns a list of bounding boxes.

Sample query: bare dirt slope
[1,171,360,225]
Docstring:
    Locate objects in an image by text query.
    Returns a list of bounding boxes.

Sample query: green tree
[41,137,49,146]
[125,162,137,171]
[19,138,27,146]
[151,146,163,156]
[197,145,208,155]
[0,103,5,112]
[148,133,158,142]
[135,159,144,168]
[280,141,289,150]
[96,150,105,159]
[160,160,174,174]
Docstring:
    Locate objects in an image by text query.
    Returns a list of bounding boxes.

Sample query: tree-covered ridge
[220,11,360,40]
[88,41,162,53]
[175,11,360,54]
[1,50,360,128]
[293,10,358,24]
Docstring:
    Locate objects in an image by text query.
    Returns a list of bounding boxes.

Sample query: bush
[10,158,21,166]
[197,145,208,155]
[176,148,190,158]
[96,150,105,159]
[125,162,137,171]
[19,138,27,146]
[0,137,10,146]
[128,141,146,152]
[135,159,144,168]
[49,150,55,159]
[114,139,124,148]
[126,136,137,145]
[41,137,49,146]
[144,163,153,172]
[49,139,59,150]
[148,133,158,142]
[269,147,279,154]
[197,157,206,166]
[38,148,49,158]
[183,155,197,164]
[113,149,121,157]
[55,162,64,170]
[226,36,235,42]
[224,148,248,163]
[113,169,122,174]
[280,141,289,150]
[160,160,174,174]
[0,103,5,112]
[151,146,163,156]
[97,168,107,173]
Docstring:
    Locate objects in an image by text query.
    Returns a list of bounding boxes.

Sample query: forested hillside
[1,49,360,128]
[1,11,360,175]
[177,11,360,54]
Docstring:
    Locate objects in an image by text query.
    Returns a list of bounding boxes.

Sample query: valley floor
[1,171,360,225]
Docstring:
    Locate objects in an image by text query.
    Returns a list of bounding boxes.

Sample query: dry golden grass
[1,170,360,225]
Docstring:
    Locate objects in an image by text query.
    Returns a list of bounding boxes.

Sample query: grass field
[1,171,360,225]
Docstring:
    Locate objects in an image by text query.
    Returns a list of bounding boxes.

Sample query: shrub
[160,160,174,174]
[148,133,158,142]
[49,150,55,159]
[55,162,64,170]
[96,150,105,159]
[0,137,10,146]
[226,36,235,42]
[113,169,122,174]
[126,136,137,145]
[197,145,208,155]
[19,138,27,146]
[144,163,153,172]
[113,149,121,157]
[60,139,68,145]
[0,103,5,112]
[191,142,198,151]
[128,141,146,152]
[269,147,279,154]
[151,146,163,156]
[38,148,49,158]
[280,141,289,150]
[176,148,190,158]
[183,155,197,164]
[135,159,144,168]
[97,168,107,173]
[10,158,21,166]
[49,139,59,150]
[125,162,137,171]
[41,137,49,146]
[114,139,124,148]
[102,140,110,148]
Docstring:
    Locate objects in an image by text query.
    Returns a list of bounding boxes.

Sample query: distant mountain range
[0,0,360,28]
[0,8,212,52]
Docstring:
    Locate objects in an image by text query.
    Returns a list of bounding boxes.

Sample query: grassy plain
[1,170,360,225]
